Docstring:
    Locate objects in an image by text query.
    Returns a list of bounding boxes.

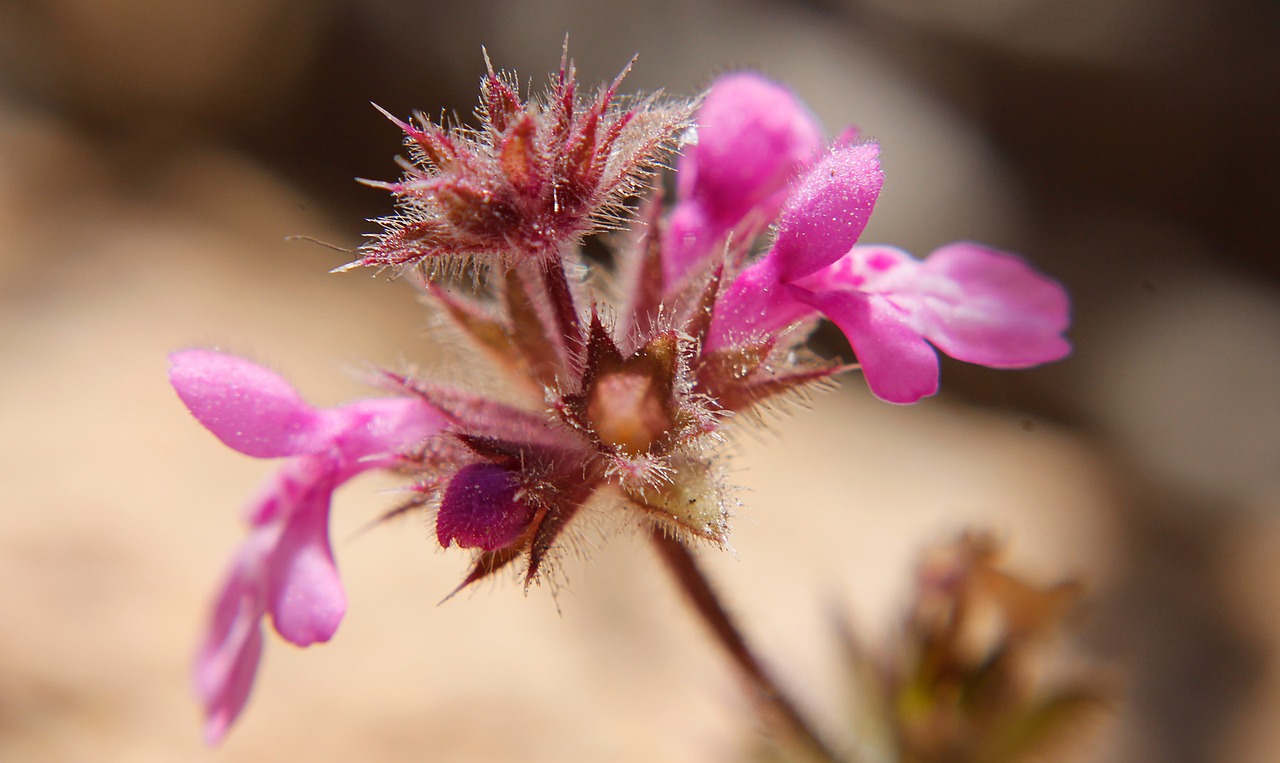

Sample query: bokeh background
[1,0,1277,760]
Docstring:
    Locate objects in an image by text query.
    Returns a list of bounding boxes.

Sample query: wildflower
[708,141,885,347]
[173,54,1072,744]
[789,243,1072,403]
[170,349,442,743]
[703,109,1069,403]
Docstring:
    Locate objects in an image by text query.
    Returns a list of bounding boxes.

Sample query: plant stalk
[541,255,584,363]
[650,527,845,763]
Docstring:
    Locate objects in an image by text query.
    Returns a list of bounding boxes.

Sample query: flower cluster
[171,56,1070,743]
[352,52,688,273]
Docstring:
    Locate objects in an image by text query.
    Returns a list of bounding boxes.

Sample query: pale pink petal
[169,350,330,458]
[200,624,262,745]
[910,243,1072,367]
[193,525,277,745]
[226,397,440,637]
[265,466,346,646]
[325,397,445,466]
[769,143,883,281]
[794,286,940,403]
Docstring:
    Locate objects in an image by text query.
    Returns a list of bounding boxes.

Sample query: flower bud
[436,463,537,551]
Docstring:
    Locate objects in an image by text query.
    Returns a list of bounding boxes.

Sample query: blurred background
[0,0,1276,760]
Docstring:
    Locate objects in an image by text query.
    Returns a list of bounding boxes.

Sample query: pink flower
[792,243,1071,403]
[709,147,1069,403]
[168,55,1078,747]
[709,142,885,344]
[662,73,824,288]
[169,349,443,743]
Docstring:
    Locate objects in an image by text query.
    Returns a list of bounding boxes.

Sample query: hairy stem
[650,528,846,762]
[541,255,584,364]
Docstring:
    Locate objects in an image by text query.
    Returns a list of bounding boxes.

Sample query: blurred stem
[650,527,848,763]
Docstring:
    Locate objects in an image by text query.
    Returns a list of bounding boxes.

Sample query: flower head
[174,54,1072,744]
[352,52,692,274]
[170,350,442,742]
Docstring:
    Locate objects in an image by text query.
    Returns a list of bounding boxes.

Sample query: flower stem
[650,528,846,763]
[541,255,584,362]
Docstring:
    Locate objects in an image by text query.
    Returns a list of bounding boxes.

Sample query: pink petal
[265,466,346,646]
[708,256,818,349]
[797,244,919,295]
[229,398,439,640]
[241,462,305,527]
[675,73,823,214]
[661,202,718,287]
[793,286,940,404]
[769,142,883,282]
[193,525,277,745]
[200,625,262,745]
[169,350,330,458]
[831,125,862,147]
[325,397,444,466]
[910,243,1072,367]
[664,73,823,285]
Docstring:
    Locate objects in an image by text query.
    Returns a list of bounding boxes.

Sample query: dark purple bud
[436,463,537,551]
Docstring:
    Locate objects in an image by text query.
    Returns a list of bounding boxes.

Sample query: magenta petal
[437,463,536,551]
[661,202,717,287]
[663,74,823,287]
[325,397,444,465]
[200,623,263,745]
[193,525,276,745]
[169,350,330,458]
[676,73,823,217]
[709,256,818,349]
[797,244,918,295]
[265,470,346,646]
[795,286,940,403]
[770,143,883,281]
[912,243,1072,367]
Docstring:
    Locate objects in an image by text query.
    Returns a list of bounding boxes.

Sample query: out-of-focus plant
[751,532,1103,763]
